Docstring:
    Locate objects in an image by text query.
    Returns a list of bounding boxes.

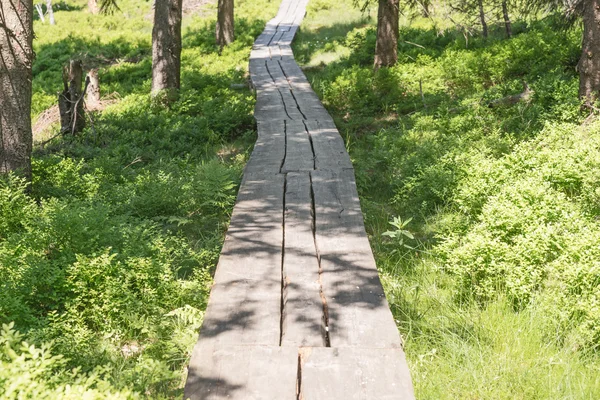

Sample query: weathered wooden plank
[245,120,286,174]
[198,173,284,345]
[281,173,325,347]
[270,45,283,60]
[266,59,290,88]
[254,110,293,121]
[254,31,276,47]
[185,345,298,400]
[280,45,295,60]
[311,169,402,348]
[299,347,415,400]
[279,89,306,120]
[185,173,288,396]
[195,279,281,348]
[281,120,314,172]
[270,30,286,48]
[304,120,353,170]
[255,93,294,120]
[256,90,284,110]
[265,0,293,28]
[278,61,311,88]
[250,46,271,62]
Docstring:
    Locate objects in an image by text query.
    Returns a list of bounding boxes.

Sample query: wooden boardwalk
[184,1,415,398]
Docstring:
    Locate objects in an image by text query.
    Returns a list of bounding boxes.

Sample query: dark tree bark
[0,0,34,178]
[86,68,101,109]
[216,0,234,49]
[579,0,600,105]
[502,0,511,38]
[478,0,488,38]
[88,0,99,14]
[59,60,86,134]
[374,0,399,69]
[47,0,55,25]
[151,0,182,103]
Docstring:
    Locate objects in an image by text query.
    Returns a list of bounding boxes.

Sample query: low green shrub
[0,323,135,399]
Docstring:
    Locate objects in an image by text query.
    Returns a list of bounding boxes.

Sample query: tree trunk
[47,0,55,25]
[151,0,182,103]
[216,0,234,49]
[579,0,600,105]
[88,0,99,14]
[502,1,511,38]
[86,69,101,109]
[374,0,399,69]
[0,0,34,179]
[59,60,86,134]
[421,2,430,18]
[35,3,45,22]
[478,0,488,38]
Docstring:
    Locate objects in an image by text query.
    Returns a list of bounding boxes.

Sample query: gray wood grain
[281,120,314,172]
[305,120,353,170]
[300,347,415,400]
[281,173,325,347]
[245,120,286,174]
[201,172,285,345]
[311,169,402,348]
[185,345,298,400]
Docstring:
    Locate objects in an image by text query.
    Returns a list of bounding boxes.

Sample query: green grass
[1,0,280,398]
[294,1,600,398]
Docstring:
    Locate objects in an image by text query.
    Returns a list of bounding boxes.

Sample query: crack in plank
[279,60,308,120]
[279,120,288,173]
[279,173,287,346]
[265,60,294,120]
[302,120,316,170]
[296,350,304,400]
[309,172,331,347]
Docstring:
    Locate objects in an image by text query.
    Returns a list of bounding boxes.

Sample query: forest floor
[2,0,600,398]
[293,0,600,399]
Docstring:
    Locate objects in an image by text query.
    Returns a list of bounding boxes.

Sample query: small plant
[383,216,415,252]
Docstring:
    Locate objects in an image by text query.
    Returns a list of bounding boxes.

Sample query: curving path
[184,1,415,398]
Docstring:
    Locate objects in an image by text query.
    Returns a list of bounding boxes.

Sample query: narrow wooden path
[184,1,415,398]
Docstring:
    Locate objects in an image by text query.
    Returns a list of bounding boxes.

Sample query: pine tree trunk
[374,0,399,69]
[59,60,86,134]
[0,0,34,178]
[579,0,600,105]
[151,0,182,103]
[47,0,55,25]
[478,0,488,38]
[502,0,511,38]
[88,0,99,14]
[216,0,234,49]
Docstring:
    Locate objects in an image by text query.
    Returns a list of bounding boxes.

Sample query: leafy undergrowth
[295,1,600,398]
[1,0,279,398]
